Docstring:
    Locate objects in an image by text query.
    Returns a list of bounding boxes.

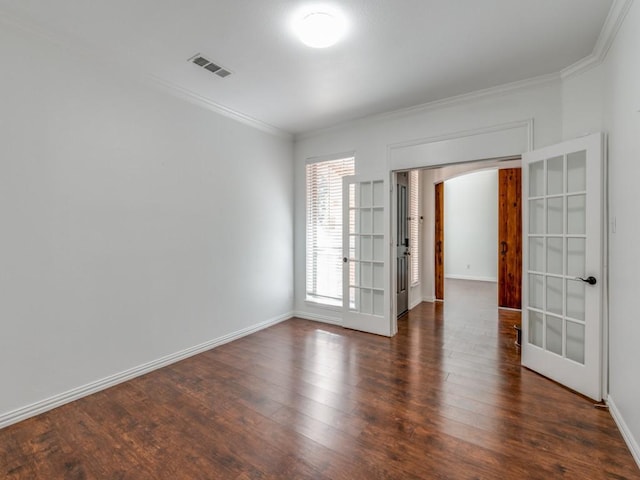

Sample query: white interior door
[522,133,604,400]
[342,176,390,336]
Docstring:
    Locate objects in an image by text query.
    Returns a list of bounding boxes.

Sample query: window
[409,170,420,285]
[306,156,355,305]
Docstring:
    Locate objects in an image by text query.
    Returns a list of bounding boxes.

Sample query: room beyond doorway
[444,278,498,313]
[425,159,522,310]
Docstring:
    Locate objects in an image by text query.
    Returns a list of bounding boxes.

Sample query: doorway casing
[386,119,608,401]
[387,119,534,332]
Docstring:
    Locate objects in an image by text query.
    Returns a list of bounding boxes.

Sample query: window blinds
[306,157,355,304]
[409,170,420,286]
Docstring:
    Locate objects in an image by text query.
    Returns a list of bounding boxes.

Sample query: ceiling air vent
[188,53,233,79]
[204,62,221,73]
[192,56,209,67]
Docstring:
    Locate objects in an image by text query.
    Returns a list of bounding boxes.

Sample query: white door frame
[387,120,534,334]
[386,121,608,400]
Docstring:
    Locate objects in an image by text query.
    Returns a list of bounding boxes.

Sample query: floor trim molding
[293,311,342,326]
[445,274,498,283]
[608,394,640,468]
[0,312,292,430]
[408,298,423,310]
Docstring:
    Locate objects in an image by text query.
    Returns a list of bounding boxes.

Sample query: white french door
[342,176,391,336]
[522,133,604,400]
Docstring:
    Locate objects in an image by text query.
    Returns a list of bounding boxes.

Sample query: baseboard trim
[0,312,292,430]
[607,394,640,468]
[293,311,342,326]
[422,296,436,303]
[498,306,522,312]
[408,298,422,310]
[445,275,497,282]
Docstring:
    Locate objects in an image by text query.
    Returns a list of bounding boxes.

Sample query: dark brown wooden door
[434,182,444,301]
[498,168,522,309]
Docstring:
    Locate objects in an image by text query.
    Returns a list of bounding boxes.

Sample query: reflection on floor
[1,283,638,478]
[441,278,502,323]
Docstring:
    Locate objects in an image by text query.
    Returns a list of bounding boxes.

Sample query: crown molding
[561,0,634,79]
[296,0,634,140]
[388,119,534,152]
[3,1,632,142]
[296,73,557,141]
[146,75,292,139]
[374,73,559,123]
[0,9,292,140]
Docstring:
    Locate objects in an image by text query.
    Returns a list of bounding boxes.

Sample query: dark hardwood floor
[1,279,638,479]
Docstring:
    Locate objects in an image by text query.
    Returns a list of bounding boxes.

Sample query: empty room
[1,0,639,478]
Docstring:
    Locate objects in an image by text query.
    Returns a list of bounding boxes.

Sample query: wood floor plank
[1,279,638,479]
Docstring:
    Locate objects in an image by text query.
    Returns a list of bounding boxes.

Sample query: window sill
[305,296,343,311]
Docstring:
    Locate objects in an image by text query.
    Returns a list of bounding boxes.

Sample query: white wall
[294,79,562,323]
[562,64,605,140]
[444,170,498,281]
[599,1,640,463]
[0,22,294,421]
[558,1,640,464]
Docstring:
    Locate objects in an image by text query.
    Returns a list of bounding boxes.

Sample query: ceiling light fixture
[295,11,345,48]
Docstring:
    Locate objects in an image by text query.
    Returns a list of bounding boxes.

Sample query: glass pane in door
[567,195,586,234]
[546,277,563,316]
[547,156,564,195]
[566,321,585,363]
[529,237,544,272]
[567,238,585,277]
[529,199,545,233]
[529,274,544,309]
[546,315,563,356]
[526,149,590,365]
[547,198,564,234]
[529,311,544,347]
[567,151,586,192]
[522,134,602,399]
[566,279,585,321]
[529,161,544,197]
[348,180,385,317]
[546,238,563,274]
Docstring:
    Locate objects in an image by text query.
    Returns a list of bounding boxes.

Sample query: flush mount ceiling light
[295,11,345,48]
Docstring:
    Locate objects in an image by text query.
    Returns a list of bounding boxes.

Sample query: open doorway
[438,169,501,309]
[441,169,499,296]
[394,157,522,320]
[430,160,522,309]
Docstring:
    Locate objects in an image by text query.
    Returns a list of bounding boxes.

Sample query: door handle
[577,276,597,285]
[343,257,348,263]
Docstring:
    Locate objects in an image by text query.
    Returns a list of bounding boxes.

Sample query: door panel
[397,172,409,316]
[434,182,444,300]
[498,168,522,309]
[343,176,390,336]
[522,133,603,400]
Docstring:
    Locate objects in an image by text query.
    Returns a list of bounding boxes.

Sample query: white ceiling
[0,0,613,135]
